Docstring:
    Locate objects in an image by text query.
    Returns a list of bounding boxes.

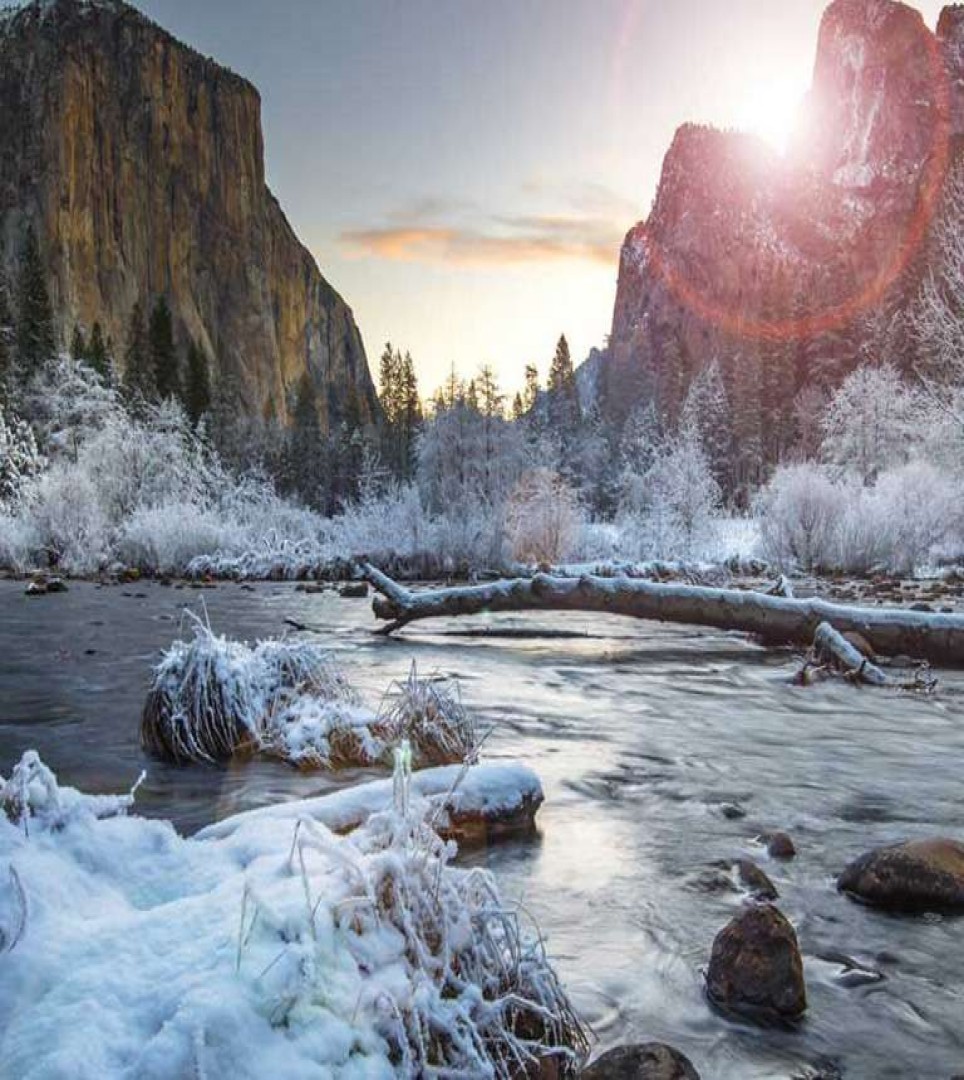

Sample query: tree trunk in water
[359,564,964,666]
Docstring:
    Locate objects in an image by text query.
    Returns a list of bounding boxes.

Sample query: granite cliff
[606,0,964,490]
[0,0,378,429]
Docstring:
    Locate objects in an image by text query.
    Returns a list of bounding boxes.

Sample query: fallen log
[359,563,964,666]
[806,621,936,690]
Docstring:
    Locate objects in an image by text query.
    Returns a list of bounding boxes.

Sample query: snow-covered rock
[0,753,580,1079]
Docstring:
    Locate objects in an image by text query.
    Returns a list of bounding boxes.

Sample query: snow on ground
[0,753,580,1080]
[198,761,544,843]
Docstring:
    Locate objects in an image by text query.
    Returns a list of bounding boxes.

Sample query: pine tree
[398,350,421,479]
[15,225,56,376]
[547,334,580,446]
[548,335,574,397]
[70,324,88,361]
[287,372,324,507]
[512,391,524,421]
[122,301,156,402]
[523,364,540,413]
[0,275,13,398]
[183,341,211,425]
[87,322,111,381]
[149,297,179,400]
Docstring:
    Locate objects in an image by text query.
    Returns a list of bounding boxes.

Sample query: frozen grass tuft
[250,753,588,1077]
[141,616,364,766]
[376,660,478,768]
[142,621,479,771]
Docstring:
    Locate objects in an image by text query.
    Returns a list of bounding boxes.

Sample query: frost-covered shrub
[866,461,963,574]
[28,466,112,573]
[0,512,37,574]
[333,482,435,562]
[116,500,229,574]
[505,468,583,564]
[617,432,722,560]
[756,460,963,574]
[755,463,847,572]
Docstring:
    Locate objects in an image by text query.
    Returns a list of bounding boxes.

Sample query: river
[1,579,962,1079]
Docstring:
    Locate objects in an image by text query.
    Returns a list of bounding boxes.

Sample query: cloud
[340,213,625,267]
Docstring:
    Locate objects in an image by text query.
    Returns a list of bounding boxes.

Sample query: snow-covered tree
[504,467,583,565]
[0,405,43,509]
[618,427,722,559]
[819,363,921,483]
[680,357,730,485]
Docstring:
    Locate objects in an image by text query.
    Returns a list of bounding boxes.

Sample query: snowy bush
[755,460,963,574]
[0,512,37,574]
[28,465,112,572]
[755,463,847,572]
[617,431,722,560]
[116,500,229,575]
[504,468,583,564]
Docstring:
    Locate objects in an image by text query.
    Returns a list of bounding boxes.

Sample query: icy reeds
[376,660,478,768]
[142,621,479,771]
[244,752,588,1077]
[141,615,361,765]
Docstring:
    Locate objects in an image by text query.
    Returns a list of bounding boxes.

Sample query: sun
[733,82,806,155]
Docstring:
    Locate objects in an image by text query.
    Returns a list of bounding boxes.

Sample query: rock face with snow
[0,0,378,431]
[605,0,964,481]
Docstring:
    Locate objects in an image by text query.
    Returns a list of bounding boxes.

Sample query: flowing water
[1,579,962,1079]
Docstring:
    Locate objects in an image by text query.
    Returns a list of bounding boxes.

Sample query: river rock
[838,838,964,913]
[705,858,778,901]
[339,582,369,599]
[763,831,796,860]
[581,1042,700,1079]
[705,904,807,1025]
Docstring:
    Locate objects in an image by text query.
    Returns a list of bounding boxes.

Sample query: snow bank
[198,760,544,844]
[0,752,581,1079]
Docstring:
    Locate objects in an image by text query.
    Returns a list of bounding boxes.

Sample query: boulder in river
[703,858,778,901]
[838,838,964,913]
[705,904,807,1025]
[339,581,369,599]
[762,831,796,860]
[581,1042,700,1079]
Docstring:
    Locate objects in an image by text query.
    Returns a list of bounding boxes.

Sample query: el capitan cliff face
[606,0,963,478]
[0,0,378,429]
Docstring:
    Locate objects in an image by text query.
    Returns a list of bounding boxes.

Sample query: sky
[134,0,947,396]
